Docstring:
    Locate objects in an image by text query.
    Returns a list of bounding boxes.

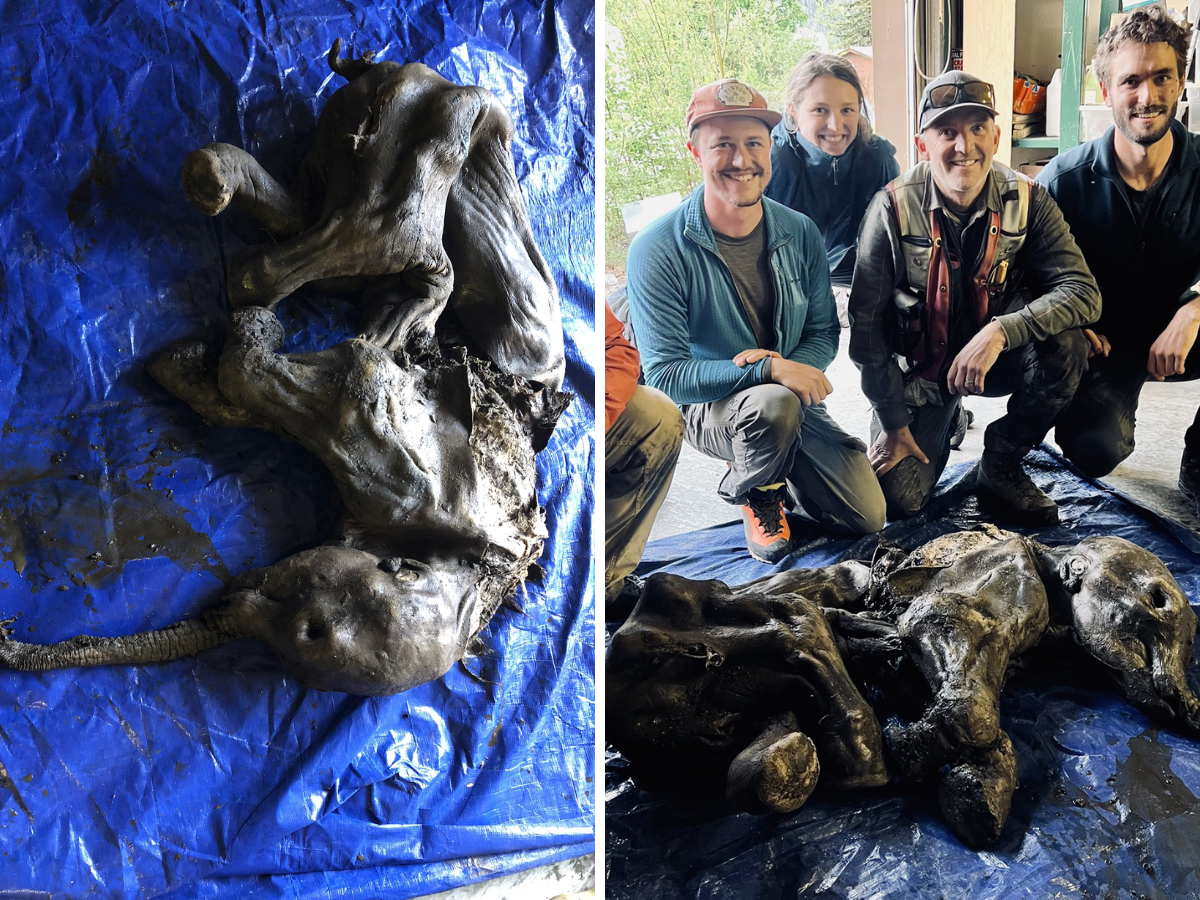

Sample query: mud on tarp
[606,448,1200,899]
[0,2,595,897]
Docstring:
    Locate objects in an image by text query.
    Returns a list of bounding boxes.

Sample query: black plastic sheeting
[0,2,595,897]
[607,449,1200,899]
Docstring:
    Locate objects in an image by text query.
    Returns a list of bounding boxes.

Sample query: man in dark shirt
[848,71,1100,524]
[1038,8,1200,505]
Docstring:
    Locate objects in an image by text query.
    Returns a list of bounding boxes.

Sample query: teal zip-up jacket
[625,187,839,406]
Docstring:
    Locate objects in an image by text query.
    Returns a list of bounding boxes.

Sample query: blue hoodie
[765,125,900,275]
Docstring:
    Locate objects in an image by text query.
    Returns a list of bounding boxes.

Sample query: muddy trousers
[1055,341,1200,478]
[605,385,684,599]
[878,328,1089,518]
[683,384,885,535]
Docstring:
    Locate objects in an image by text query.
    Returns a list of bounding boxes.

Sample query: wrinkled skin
[1040,536,1200,733]
[0,307,568,695]
[606,571,890,816]
[181,40,564,389]
[872,529,1049,847]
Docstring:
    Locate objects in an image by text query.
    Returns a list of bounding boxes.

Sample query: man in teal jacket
[1037,7,1200,507]
[626,78,885,564]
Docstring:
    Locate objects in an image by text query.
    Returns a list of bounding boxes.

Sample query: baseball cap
[685,78,782,133]
[918,71,997,131]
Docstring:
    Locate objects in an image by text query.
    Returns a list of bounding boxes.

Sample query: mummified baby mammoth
[608,528,1200,845]
[0,308,570,694]
[181,39,565,389]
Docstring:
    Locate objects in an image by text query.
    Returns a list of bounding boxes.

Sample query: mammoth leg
[938,731,1018,848]
[445,120,564,388]
[222,214,388,309]
[359,266,454,355]
[778,600,890,790]
[214,307,345,440]
[146,338,284,435]
[725,712,820,815]
[182,142,311,238]
[885,716,958,782]
[898,601,1012,758]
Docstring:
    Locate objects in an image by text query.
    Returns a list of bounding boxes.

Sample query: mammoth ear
[1058,555,1088,593]
[378,557,433,582]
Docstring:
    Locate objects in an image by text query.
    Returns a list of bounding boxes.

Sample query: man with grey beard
[1038,7,1200,507]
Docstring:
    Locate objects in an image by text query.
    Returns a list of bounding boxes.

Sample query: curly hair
[1093,5,1192,87]
[781,51,873,142]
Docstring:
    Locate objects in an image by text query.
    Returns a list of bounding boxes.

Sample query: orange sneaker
[740,486,792,563]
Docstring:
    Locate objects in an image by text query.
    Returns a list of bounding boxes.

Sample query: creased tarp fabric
[607,448,1200,899]
[0,1,595,897]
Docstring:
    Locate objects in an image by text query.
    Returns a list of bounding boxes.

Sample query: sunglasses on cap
[924,80,996,112]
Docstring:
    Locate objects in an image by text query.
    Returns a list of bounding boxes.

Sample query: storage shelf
[1012,135,1060,148]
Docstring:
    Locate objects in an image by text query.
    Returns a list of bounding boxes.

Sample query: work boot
[950,406,975,451]
[977,451,1058,526]
[1180,444,1200,507]
[605,574,644,625]
[740,485,792,563]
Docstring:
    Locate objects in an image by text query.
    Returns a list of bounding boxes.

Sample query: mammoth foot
[938,731,1018,848]
[885,717,956,782]
[182,143,309,237]
[725,713,819,815]
[182,146,237,217]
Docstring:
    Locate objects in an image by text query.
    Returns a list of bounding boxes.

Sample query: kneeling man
[627,78,885,563]
[1038,8,1200,506]
[849,71,1100,523]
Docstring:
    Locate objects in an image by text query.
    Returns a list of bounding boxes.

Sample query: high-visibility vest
[886,162,1031,380]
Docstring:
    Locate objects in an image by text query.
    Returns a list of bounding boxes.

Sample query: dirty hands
[947,320,1007,396]
[733,349,833,406]
[1147,298,1200,380]
[868,425,929,476]
[1084,329,1111,359]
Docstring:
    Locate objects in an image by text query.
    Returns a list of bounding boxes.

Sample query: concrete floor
[650,329,1200,541]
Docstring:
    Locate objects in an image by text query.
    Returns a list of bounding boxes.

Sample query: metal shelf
[1012,136,1061,148]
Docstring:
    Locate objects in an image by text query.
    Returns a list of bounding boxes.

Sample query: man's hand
[1148,299,1200,380]
[868,426,929,476]
[947,320,1007,396]
[770,358,833,406]
[1084,328,1111,359]
[732,348,782,367]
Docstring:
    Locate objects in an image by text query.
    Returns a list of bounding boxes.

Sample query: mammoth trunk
[0,609,240,672]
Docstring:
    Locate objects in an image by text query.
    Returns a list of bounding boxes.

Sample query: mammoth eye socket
[1149,584,1171,610]
[301,621,328,641]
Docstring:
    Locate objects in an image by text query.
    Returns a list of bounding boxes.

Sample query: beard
[711,171,766,208]
[1115,98,1178,146]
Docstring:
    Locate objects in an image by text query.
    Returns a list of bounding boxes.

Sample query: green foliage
[605,0,818,271]
[815,0,872,52]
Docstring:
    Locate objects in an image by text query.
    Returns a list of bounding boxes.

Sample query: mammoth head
[232,546,469,695]
[1051,536,1200,732]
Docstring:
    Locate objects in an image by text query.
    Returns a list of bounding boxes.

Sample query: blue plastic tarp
[0,2,596,897]
[606,449,1200,899]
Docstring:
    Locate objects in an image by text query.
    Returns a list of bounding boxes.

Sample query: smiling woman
[765,52,900,288]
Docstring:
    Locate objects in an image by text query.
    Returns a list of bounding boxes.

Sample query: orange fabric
[605,301,640,432]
